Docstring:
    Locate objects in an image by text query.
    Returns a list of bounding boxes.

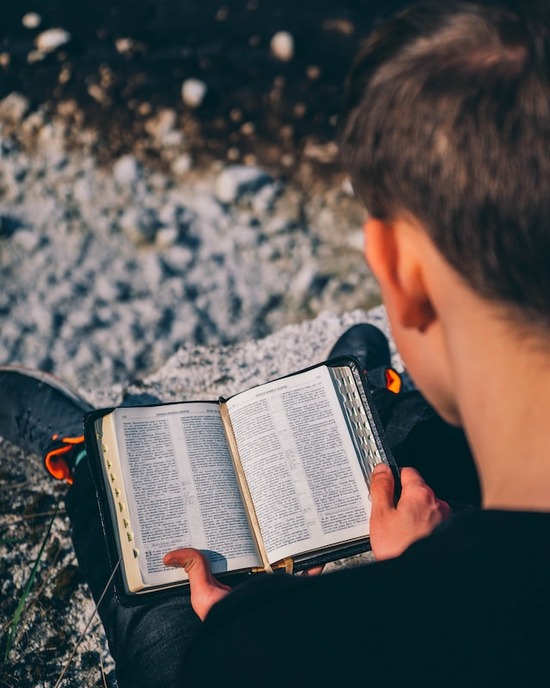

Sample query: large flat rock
[1,306,397,687]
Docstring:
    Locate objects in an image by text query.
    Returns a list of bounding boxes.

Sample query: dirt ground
[0,0,407,186]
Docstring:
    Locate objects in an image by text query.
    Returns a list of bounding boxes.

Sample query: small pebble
[341,178,355,197]
[115,38,135,54]
[306,65,321,80]
[22,12,42,29]
[214,164,272,204]
[0,93,29,123]
[181,79,208,108]
[27,50,45,64]
[145,109,177,140]
[137,102,152,116]
[171,154,192,176]
[58,65,71,85]
[13,229,40,252]
[35,28,71,54]
[227,147,240,161]
[155,227,179,249]
[270,31,294,62]
[113,155,141,186]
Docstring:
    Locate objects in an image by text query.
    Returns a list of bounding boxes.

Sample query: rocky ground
[0,0,404,393]
[0,2,408,686]
[0,109,378,393]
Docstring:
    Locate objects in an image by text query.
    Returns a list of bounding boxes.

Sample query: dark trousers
[66,387,480,688]
[66,463,202,687]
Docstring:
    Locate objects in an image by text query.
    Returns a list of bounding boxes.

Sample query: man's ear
[364,217,436,332]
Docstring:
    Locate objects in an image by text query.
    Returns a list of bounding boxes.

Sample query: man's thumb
[163,547,231,620]
[370,463,395,513]
[164,547,211,584]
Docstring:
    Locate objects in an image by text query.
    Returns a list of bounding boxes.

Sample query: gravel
[0,95,379,396]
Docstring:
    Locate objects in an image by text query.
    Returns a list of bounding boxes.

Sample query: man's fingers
[370,463,396,514]
[164,547,230,589]
[163,546,209,572]
[301,565,324,577]
[163,548,232,620]
[163,547,210,578]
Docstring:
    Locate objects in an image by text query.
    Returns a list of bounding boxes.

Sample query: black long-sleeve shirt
[185,509,550,687]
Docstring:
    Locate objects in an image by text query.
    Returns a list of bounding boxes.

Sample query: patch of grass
[2,505,59,662]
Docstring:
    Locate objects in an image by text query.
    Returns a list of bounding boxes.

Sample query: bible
[84,357,397,604]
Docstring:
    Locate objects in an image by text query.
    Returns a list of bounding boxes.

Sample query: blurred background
[0,1,410,392]
[1,0,405,174]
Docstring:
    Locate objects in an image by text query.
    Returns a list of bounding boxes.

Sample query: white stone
[0,92,29,123]
[163,130,185,148]
[27,49,45,63]
[251,182,279,214]
[341,177,355,196]
[155,227,179,248]
[181,78,207,108]
[346,229,365,253]
[214,165,272,204]
[35,28,71,53]
[145,108,177,140]
[115,37,135,54]
[171,154,192,176]
[270,31,294,62]
[163,246,194,272]
[13,229,40,252]
[22,12,42,29]
[72,177,92,205]
[113,155,140,186]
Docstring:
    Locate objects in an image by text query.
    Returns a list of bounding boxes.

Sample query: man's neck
[451,315,550,512]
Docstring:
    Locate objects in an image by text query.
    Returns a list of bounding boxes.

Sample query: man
[168,1,550,684]
[2,1,548,685]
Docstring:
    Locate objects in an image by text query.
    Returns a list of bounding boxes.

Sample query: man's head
[339,0,550,330]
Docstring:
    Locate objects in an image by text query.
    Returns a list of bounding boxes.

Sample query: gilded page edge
[98,413,146,593]
[219,401,273,573]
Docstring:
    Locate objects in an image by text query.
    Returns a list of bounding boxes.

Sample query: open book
[84,357,397,604]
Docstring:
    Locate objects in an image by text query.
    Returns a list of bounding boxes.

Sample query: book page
[226,366,372,564]
[108,403,261,588]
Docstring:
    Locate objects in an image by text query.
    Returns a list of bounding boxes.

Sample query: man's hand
[369,463,451,561]
[163,548,232,620]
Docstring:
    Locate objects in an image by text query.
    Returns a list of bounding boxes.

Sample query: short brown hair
[339,1,550,327]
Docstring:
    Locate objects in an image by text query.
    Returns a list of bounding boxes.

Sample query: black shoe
[328,323,401,393]
[0,366,94,484]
